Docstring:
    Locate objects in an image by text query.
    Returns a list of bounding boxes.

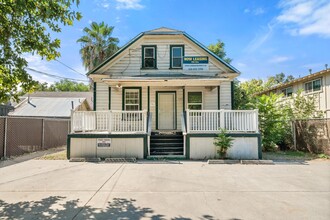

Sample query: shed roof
[9,97,85,118]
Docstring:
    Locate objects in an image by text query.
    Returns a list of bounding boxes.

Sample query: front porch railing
[71,110,147,134]
[186,109,259,133]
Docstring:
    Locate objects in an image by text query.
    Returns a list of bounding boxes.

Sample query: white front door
[158,92,176,130]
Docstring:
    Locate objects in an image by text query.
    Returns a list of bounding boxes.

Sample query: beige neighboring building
[257,69,330,118]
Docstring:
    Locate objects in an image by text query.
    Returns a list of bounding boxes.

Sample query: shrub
[214,129,234,159]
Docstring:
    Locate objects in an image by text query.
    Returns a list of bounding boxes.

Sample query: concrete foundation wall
[69,137,144,159]
[189,136,259,159]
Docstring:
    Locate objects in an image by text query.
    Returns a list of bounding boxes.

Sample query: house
[9,92,92,118]
[68,27,261,160]
[256,69,330,118]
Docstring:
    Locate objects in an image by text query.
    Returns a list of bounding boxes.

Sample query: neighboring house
[0,104,14,116]
[256,69,330,118]
[68,27,261,160]
[9,92,92,119]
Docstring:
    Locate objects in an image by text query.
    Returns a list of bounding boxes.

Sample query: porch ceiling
[100,74,229,87]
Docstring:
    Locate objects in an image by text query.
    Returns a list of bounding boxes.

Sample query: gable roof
[22,91,93,109]
[88,27,240,75]
[9,97,87,118]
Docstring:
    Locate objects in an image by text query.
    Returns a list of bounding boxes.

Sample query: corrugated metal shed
[9,97,86,118]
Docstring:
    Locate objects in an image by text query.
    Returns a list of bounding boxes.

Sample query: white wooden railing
[71,110,147,134]
[186,109,259,133]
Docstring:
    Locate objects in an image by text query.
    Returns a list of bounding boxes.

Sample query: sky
[26,0,330,84]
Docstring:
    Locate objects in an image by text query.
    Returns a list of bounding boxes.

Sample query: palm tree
[77,22,119,71]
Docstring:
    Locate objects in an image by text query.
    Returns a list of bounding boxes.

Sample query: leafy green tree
[286,90,323,119]
[34,79,89,92]
[77,22,119,71]
[250,93,288,151]
[0,0,82,103]
[208,39,232,64]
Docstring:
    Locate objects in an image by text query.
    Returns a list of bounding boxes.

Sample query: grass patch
[263,150,329,161]
[37,150,67,160]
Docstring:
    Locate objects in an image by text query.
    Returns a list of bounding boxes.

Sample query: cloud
[245,23,275,53]
[277,0,330,37]
[269,55,292,63]
[115,16,121,23]
[94,0,111,10]
[244,7,265,15]
[115,0,144,10]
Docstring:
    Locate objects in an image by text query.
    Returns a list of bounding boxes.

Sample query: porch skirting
[67,133,147,159]
[186,133,262,160]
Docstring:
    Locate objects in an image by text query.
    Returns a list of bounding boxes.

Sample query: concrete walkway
[0,160,329,219]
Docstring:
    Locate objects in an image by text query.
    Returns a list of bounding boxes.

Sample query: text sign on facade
[97,138,111,147]
[183,56,209,71]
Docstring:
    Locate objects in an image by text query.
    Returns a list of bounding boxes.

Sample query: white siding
[110,86,148,111]
[275,72,330,118]
[185,86,218,110]
[96,82,109,111]
[99,36,228,76]
[150,87,183,130]
[220,81,232,109]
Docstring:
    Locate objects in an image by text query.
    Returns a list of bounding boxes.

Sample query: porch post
[147,86,150,112]
[186,109,190,133]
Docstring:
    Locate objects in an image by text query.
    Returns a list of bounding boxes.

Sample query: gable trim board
[88,31,239,75]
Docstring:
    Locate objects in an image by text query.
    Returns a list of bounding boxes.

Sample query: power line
[25,67,89,82]
[55,59,87,77]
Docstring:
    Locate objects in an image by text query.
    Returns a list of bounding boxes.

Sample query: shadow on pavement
[0,196,232,220]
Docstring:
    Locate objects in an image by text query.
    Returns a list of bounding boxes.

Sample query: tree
[77,22,119,71]
[208,39,232,64]
[0,0,82,103]
[34,79,89,92]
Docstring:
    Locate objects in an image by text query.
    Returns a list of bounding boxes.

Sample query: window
[124,88,140,111]
[187,92,202,110]
[170,45,184,68]
[305,78,321,93]
[142,45,157,69]
[281,87,293,97]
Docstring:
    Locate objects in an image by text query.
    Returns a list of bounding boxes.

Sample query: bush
[214,129,234,158]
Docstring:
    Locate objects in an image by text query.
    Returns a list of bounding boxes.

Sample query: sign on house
[97,138,111,147]
[183,56,209,71]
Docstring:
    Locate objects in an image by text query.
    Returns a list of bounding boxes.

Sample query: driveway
[0,160,329,219]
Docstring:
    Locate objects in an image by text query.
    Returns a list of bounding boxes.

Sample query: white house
[68,27,261,160]
[257,69,330,118]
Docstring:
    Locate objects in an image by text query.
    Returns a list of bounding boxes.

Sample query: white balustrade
[186,109,258,133]
[71,110,147,134]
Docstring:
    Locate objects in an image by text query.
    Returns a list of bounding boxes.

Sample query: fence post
[70,109,74,133]
[4,117,8,159]
[41,118,45,149]
[292,120,297,150]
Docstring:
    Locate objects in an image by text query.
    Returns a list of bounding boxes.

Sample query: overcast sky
[26,0,330,84]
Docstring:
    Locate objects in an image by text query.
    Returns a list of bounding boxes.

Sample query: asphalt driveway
[0,160,329,219]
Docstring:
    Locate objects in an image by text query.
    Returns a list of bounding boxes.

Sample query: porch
[68,109,260,159]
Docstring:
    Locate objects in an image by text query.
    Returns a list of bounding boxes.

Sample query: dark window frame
[305,78,322,93]
[122,87,142,111]
[142,45,157,69]
[187,91,203,110]
[170,45,185,69]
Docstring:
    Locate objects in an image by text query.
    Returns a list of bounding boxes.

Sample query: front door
[157,92,176,130]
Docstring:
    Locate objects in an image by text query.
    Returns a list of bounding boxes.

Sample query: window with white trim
[124,89,140,111]
[187,92,202,110]
[305,78,321,93]
[171,46,184,68]
[281,87,293,97]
